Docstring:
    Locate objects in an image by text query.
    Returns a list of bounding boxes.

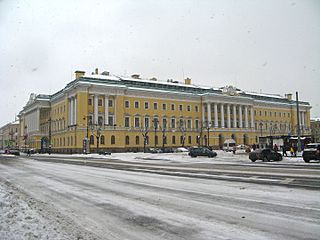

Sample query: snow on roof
[84,74,121,81]
[311,118,320,121]
[244,91,285,99]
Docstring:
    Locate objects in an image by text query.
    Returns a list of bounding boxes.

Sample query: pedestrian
[273,144,278,152]
[232,145,236,154]
[290,146,294,157]
[282,145,287,156]
[27,149,30,157]
[252,144,256,150]
[293,145,297,157]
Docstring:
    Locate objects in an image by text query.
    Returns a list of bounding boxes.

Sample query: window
[108,116,114,126]
[90,135,94,145]
[172,136,176,144]
[162,118,167,129]
[108,100,113,107]
[124,117,130,128]
[111,135,115,144]
[163,136,167,144]
[153,102,158,110]
[145,102,149,109]
[125,136,130,145]
[195,106,199,112]
[179,104,183,111]
[180,136,184,145]
[125,100,130,108]
[153,117,159,128]
[144,117,150,128]
[279,112,281,117]
[259,111,262,116]
[195,119,199,129]
[134,117,140,128]
[274,112,277,117]
[134,101,139,109]
[171,118,176,128]
[100,135,105,145]
[88,98,92,105]
[254,110,256,116]
[162,103,167,110]
[188,136,192,144]
[98,116,103,126]
[171,104,175,111]
[98,99,103,106]
[135,136,140,145]
[187,119,192,129]
[88,116,93,125]
[155,135,158,145]
[187,105,191,111]
[265,111,267,116]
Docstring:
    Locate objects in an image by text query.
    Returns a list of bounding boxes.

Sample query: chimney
[131,74,140,79]
[285,93,292,101]
[75,70,85,79]
[95,68,99,74]
[150,77,157,81]
[101,71,110,76]
[184,77,191,85]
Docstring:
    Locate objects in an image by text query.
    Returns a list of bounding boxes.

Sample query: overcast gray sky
[0,0,319,126]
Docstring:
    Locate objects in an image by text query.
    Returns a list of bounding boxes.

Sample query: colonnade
[68,97,77,126]
[203,102,254,129]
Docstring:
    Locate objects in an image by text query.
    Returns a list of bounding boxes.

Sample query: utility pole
[296,91,301,152]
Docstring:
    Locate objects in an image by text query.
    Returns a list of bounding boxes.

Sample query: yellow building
[18,70,312,153]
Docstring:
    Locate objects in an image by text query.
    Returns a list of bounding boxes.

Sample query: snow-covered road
[1,154,320,240]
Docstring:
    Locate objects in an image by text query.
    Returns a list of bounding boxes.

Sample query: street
[1,152,320,240]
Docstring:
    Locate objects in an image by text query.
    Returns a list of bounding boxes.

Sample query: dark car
[249,148,282,162]
[188,147,217,158]
[302,143,320,163]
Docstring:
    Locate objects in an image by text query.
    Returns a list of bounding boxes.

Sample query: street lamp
[259,122,263,137]
[161,126,166,152]
[206,121,212,148]
[24,125,28,152]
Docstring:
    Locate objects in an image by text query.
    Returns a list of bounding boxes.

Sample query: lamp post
[206,121,212,148]
[83,116,90,154]
[179,119,186,147]
[162,126,166,153]
[24,125,28,152]
[90,123,102,154]
[48,118,52,154]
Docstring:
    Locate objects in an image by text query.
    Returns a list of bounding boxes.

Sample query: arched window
[172,135,176,144]
[90,135,94,145]
[125,136,130,145]
[100,135,105,145]
[71,136,73,146]
[136,136,140,145]
[111,135,115,145]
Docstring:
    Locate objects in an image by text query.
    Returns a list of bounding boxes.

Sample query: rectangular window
[153,117,159,128]
[188,136,192,144]
[195,119,199,129]
[108,100,113,107]
[171,118,176,129]
[162,103,167,110]
[88,99,92,105]
[187,119,192,129]
[134,117,140,128]
[144,117,149,128]
[259,111,262,116]
[108,116,114,126]
[124,117,130,127]
[98,99,103,106]
[153,102,158,110]
[145,102,149,109]
[265,111,267,116]
[88,115,93,125]
[162,118,167,129]
[171,104,175,111]
[187,105,191,111]
[125,100,130,108]
[179,104,183,111]
[98,116,103,126]
[135,101,139,109]
[195,106,199,112]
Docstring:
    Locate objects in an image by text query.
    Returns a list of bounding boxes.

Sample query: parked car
[223,139,236,151]
[188,147,217,158]
[98,151,111,155]
[302,143,320,163]
[4,149,20,156]
[249,148,282,162]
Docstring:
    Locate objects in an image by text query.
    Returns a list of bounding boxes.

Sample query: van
[223,139,236,151]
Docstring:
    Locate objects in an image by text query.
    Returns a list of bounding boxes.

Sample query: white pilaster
[94,94,99,124]
[114,96,116,125]
[227,104,231,128]
[68,98,71,126]
[105,95,109,125]
[251,106,254,128]
[245,106,248,128]
[214,103,218,128]
[239,105,243,128]
[74,97,77,125]
[202,104,206,126]
[220,104,225,128]
[233,105,237,128]
[207,103,211,127]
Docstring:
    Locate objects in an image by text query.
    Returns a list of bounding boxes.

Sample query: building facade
[18,70,312,153]
[0,120,20,150]
[311,118,320,143]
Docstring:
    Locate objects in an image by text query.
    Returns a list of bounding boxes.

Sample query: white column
[239,105,243,128]
[250,106,254,128]
[36,108,40,131]
[207,103,211,127]
[227,104,231,128]
[114,96,116,125]
[214,103,218,128]
[233,105,237,128]
[301,111,305,127]
[105,95,109,125]
[74,97,77,125]
[220,104,225,128]
[68,98,71,126]
[202,103,206,126]
[94,94,99,124]
[245,106,248,128]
